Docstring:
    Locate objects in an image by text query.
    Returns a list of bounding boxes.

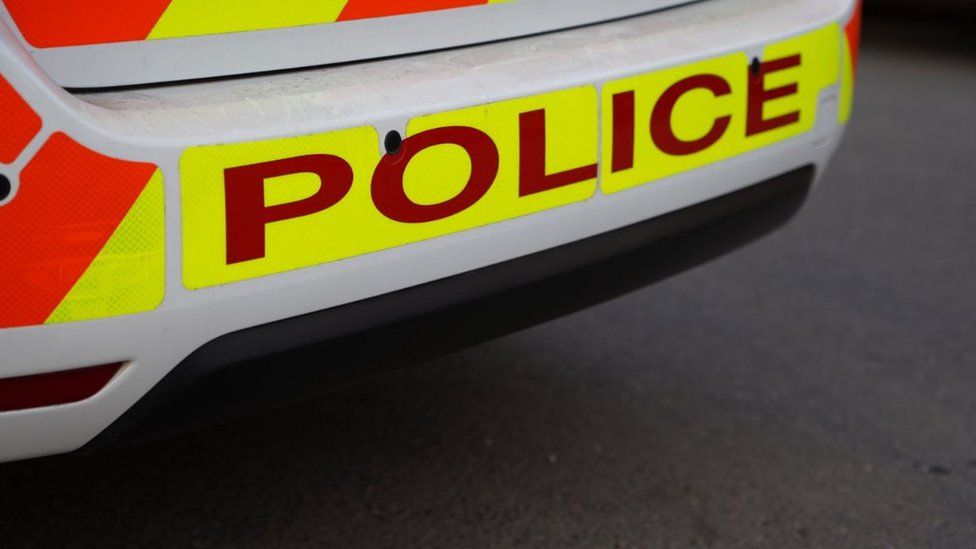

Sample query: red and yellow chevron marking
[2,0,173,48]
[0,76,164,329]
[845,0,862,74]
[338,0,500,21]
[839,0,861,124]
[2,0,513,48]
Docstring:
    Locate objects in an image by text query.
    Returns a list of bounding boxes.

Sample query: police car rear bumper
[0,0,859,462]
[85,165,815,450]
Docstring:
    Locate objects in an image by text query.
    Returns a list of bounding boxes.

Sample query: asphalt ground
[1,9,975,549]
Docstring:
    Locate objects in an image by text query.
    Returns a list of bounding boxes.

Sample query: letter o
[372,126,499,223]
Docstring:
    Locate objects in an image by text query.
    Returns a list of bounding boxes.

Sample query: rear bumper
[88,165,815,450]
[0,0,859,462]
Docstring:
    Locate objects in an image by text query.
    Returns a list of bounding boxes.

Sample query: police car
[0,0,861,461]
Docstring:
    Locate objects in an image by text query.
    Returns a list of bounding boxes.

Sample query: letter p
[224,154,353,265]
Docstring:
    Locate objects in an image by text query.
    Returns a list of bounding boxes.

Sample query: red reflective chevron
[846,0,863,73]
[0,75,41,164]
[338,0,489,21]
[2,0,173,47]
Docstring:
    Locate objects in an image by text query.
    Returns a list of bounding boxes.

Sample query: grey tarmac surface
[1,10,974,549]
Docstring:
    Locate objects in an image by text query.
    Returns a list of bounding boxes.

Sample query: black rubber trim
[86,165,815,450]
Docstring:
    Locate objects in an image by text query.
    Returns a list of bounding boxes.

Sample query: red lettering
[372,126,498,223]
[651,74,732,156]
[611,91,635,173]
[747,54,802,136]
[518,109,597,196]
[224,154,353,265]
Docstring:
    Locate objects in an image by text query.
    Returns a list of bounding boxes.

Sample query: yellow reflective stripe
[46,171,165,324]
[180,86,598,289]
[147,0,350,40]
[600,25,840,194]
[839,38,855,124]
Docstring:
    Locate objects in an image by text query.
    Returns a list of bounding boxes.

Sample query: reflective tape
[45,171,165,325]
[2,0,512,47]
[839,0,862,124]
[180,25,843,289]
[0,74,164,329]
[338,0,496,22]
[602,26,839,194]
[0,74,41,164]
[146,0,348,40]
[2,0,173,48]
[181,85,598,289]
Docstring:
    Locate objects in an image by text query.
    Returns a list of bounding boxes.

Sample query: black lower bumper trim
[87,166,815,450]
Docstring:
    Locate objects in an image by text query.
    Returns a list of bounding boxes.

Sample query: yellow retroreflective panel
[839,37,856,124]
[181,86,598,289]
[181,25,845,290]
[601,25,841,194]
[147,0,348,40]
[395,85,598,252]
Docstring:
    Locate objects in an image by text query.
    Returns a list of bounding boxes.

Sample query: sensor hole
[385,130,403,155]
[0,174,11,202]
